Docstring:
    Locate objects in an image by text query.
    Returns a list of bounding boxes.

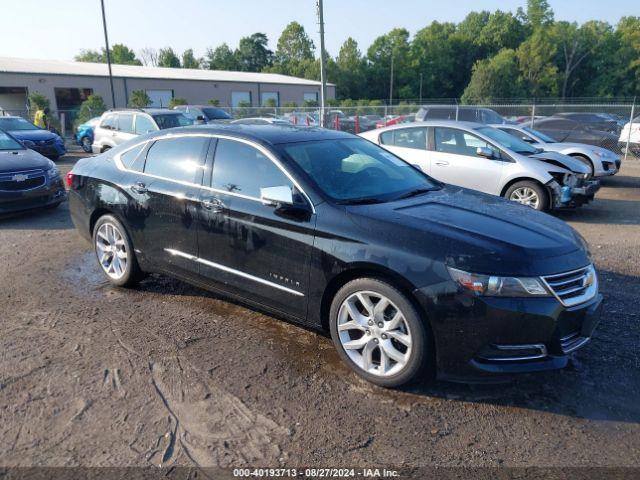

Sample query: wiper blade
[396,187,434,200]
[338,197,386,205]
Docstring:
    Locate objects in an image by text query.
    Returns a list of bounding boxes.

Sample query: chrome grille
[559,331,590,354]
[0,169,46,192]
[542,265,598,307]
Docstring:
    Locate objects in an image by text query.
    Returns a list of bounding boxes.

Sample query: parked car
[172,105,232,123]
[75,116,101,153]
[0,116,66,160]
[360,121,598,211]
[357,114,384,132]
[68,124,602,387]
[495,124,620,176]
[619,114,640,156]
[531,116,621,152]
[92,109,192,154]
[231,117,291,125]
[555,112,622,135]
[415,105,510,124]
[0,129,66,215]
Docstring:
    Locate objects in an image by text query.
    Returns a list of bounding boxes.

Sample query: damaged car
[360,121,599,211]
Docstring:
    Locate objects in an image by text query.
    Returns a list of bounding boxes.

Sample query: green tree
[235,33,273,72]
[158,48,181,68]
[462,49,526,103]
[75,95,107,126]
[128,90,151,108]
[367,28,412,101]
[75,44,141,65]
[263,97,277,108]
[272,22,315,77]
[516,29,559,97]
[28,92,50,112]
[181,49,201,69]
[526,0,554,29]
[616,16,640,95]
[334,38,366,99]
[169,97,188,108]
[204,43,239,70]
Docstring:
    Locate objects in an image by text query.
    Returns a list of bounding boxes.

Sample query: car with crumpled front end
[0,116,66,160]
[360,121,599,211]
[0,130,66,215]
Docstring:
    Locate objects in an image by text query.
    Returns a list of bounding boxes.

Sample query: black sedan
[68,125,602,387]
[0,130,66,215]
[532,116,621,152]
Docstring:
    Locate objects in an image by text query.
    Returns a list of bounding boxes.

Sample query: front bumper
[0,178,67,215]
[549,179,600,208]
[413,283,603,381]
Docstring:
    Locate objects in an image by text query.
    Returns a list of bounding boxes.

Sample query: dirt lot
[1,152,639,471]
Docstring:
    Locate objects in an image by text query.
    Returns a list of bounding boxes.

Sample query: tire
[505,180,548,211]
[101,146,111,153]
[81,136,92,153]
[329,278,430,388]
[92,214,144,287]
[572,154,594,176]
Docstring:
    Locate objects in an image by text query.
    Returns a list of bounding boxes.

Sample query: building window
[146,90,174,108]
[303,92,319,104]
[231,91,252,107]
[0,87,28,113]
[54,88,93,111]
[260,92,279,107]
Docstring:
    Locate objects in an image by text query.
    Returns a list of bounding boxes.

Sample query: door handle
[130,182,148,194]
[202,197,225,212]
[435,161,449,166]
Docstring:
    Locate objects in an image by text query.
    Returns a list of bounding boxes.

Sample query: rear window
[152,114,193,130]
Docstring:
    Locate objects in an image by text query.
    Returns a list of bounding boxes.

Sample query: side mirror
[476,146,495,159]
[412,164,423,172]
[260,186,293,206]
[521,136,535,143]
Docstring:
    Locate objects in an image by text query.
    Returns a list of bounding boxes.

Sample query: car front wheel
[505,181,548,211]
[81,136,92,153]
[329,278,430,387]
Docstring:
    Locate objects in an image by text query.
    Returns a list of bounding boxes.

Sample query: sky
[0,0,637,62]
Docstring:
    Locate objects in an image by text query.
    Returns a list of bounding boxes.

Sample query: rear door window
[119,143,146,171]
[143,136,209,184]
[379,128,427,150]
[118,114,134,134]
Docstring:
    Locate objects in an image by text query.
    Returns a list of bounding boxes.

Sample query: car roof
[105,108,181,116]
[148,124,353,145]
[371,120,485,132]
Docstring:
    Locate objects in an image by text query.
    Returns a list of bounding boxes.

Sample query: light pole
[316,0,327,127]
[389,53,394,108]
[419,72,423,105]
[100,0,116,108]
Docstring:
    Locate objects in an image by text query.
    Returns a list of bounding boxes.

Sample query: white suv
[92,109,192,154]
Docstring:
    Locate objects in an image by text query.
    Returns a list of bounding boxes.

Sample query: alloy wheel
[336,291,413,377]
[510,187,540,209]
[95,222,128,280]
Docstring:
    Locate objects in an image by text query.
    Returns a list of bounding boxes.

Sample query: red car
[375,115,413,129]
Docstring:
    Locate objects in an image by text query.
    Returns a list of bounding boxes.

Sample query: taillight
[65,171,74,188]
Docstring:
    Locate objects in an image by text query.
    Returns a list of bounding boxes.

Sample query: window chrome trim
[164,248,304,297]
[114,132,315,213]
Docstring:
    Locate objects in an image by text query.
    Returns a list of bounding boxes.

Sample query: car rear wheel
[505,181,548,211]
[81,137,92,153]
[93,215,144,287]
[329,278,430,387]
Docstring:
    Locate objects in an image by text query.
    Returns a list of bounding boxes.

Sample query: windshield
[281,138,437,203]
[202,108,231,120]
[523,126,557,143]
[0,131,25,150]
[476,126,539,155]
[0,117,39,131]
[152,113,193,129]
[482,109,506,124]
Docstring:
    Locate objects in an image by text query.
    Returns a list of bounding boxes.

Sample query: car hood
[529,150,590,174]
[347,186,590,276]
[8,129,59,142]
[0,148,52,173]
[548,142,618,158]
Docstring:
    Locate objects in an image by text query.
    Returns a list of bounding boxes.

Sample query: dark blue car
[75,117,100,153]
[0,116,66,160]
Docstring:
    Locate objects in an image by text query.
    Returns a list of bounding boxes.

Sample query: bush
[208,98,221,106]
[263,98,277,108]
[237,100,251,108]
[128,90,151,108]
[75,95,107,127]
[303,99,319,107]
[168,98,188,109]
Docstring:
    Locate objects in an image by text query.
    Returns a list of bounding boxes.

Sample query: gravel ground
[1,152,639,470]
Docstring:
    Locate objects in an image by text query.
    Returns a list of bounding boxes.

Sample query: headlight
[22,140,35,148]
[447,267,550,297]
[46,165,60,179]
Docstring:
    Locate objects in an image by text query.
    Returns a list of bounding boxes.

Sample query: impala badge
[12,174,28,182]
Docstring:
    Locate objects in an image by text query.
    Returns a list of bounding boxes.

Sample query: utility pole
[419,72,423,105]
[389,53,394,108]
[100,0,116,108]
[316,0,327,127]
